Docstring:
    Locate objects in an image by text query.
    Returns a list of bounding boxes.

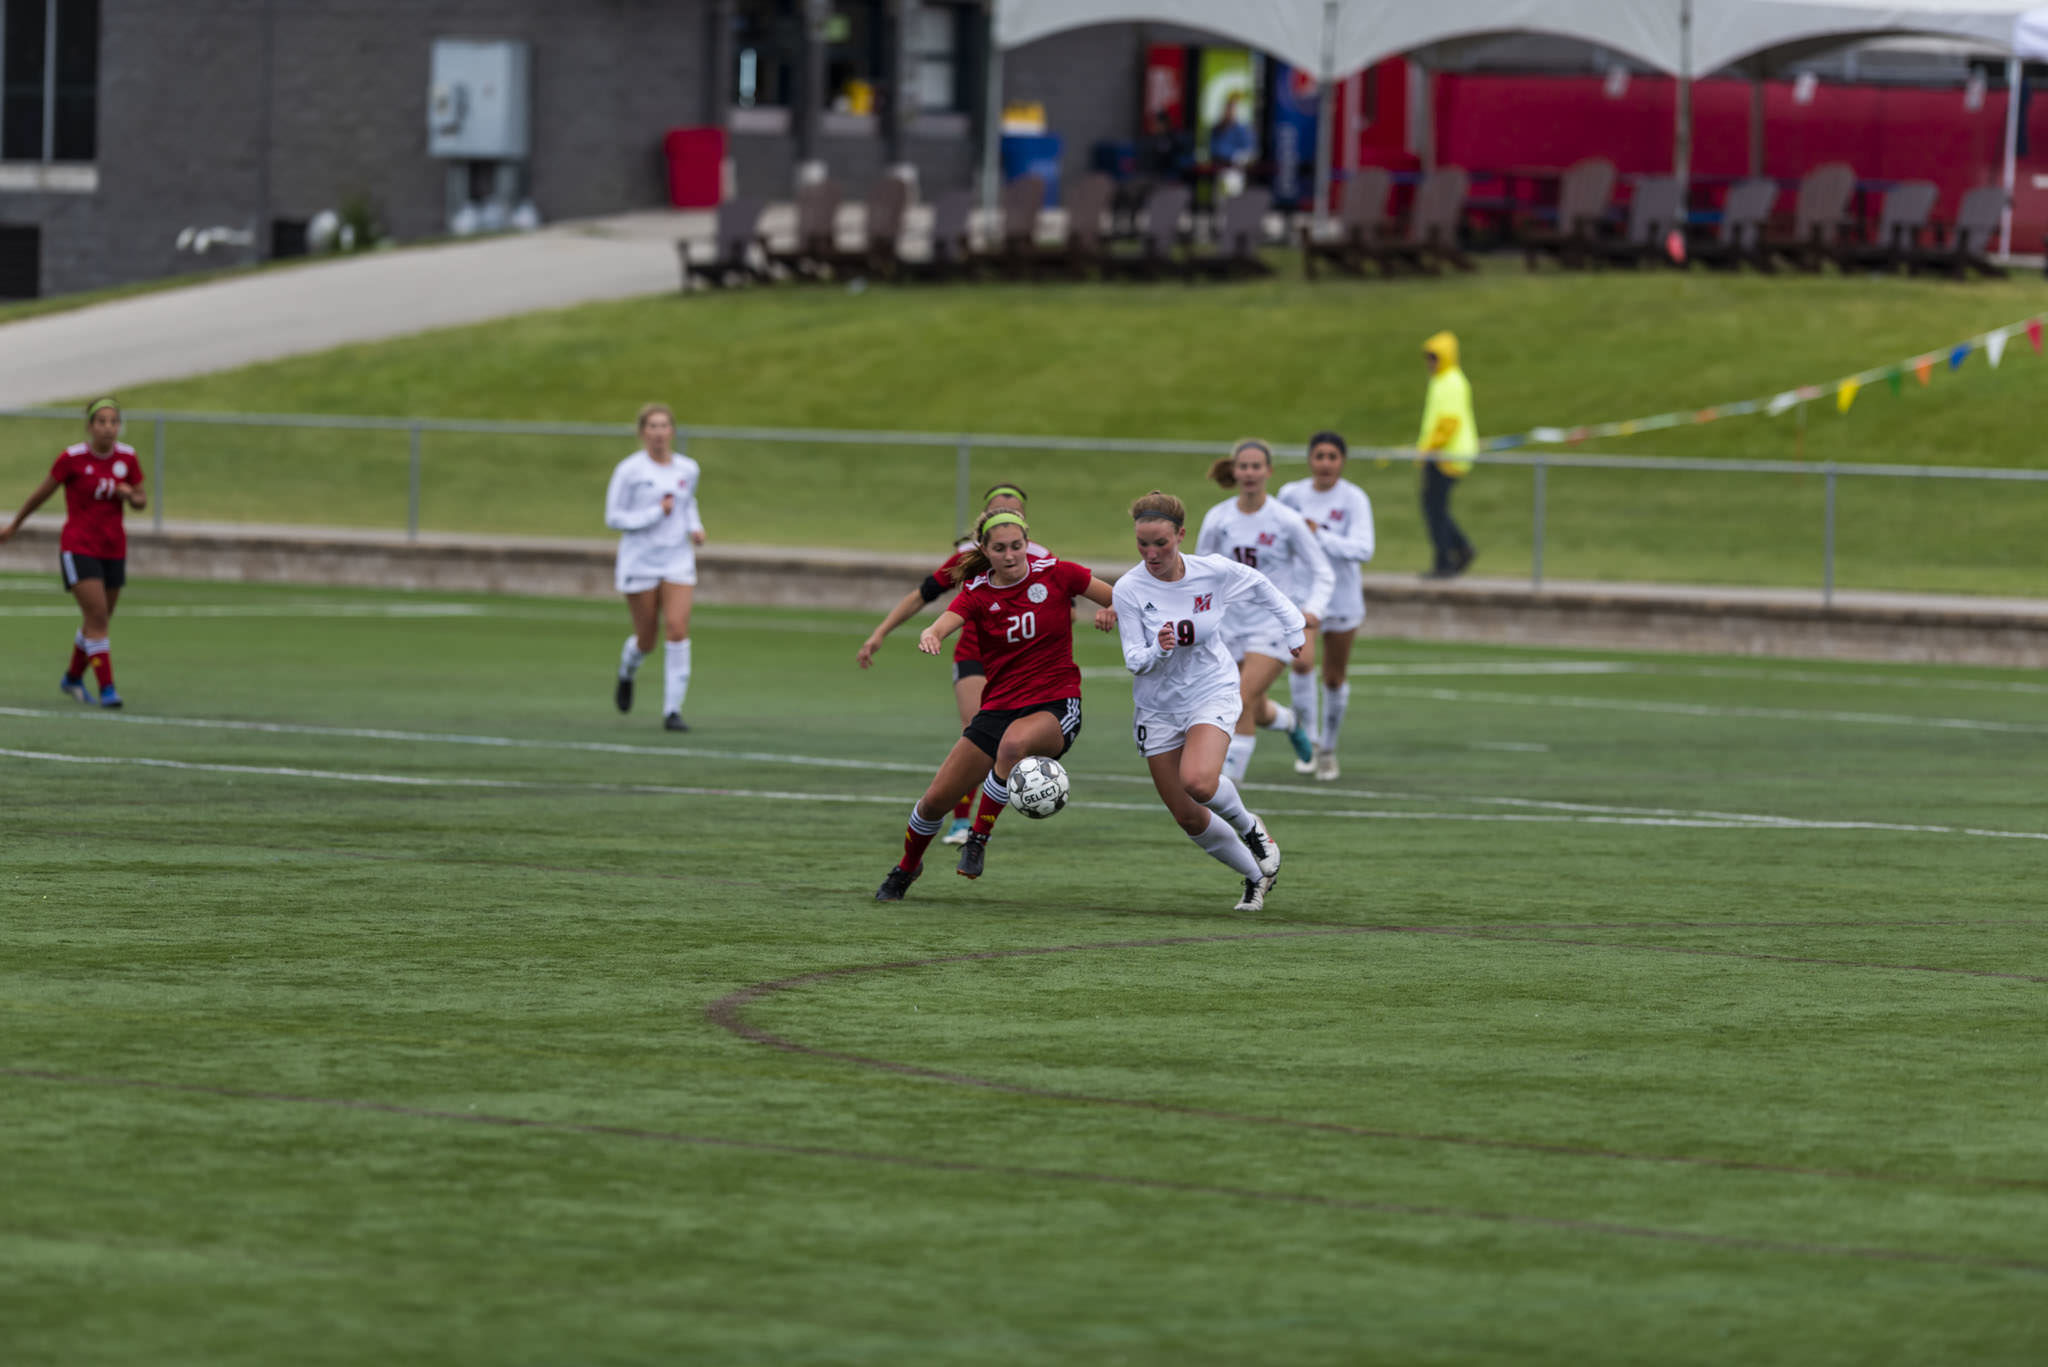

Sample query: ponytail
[1212,438,1272,489]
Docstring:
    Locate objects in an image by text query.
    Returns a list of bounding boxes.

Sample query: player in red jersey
[873,508,1116,900]
[1,398,147,707]
[856,483,1041,845]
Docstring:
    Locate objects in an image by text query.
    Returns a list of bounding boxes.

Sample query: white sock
[1262,702,1297,734]
[663,638,692,716]
[1223,734,1256,782]
[1322,682,1351,754]
[1203,774,1253,835]
[980,772,1010,807]
[619,635,647,680]
[1192,810,1262,879]
[1288,669,1319,745]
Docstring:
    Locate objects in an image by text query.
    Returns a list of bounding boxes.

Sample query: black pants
[1421,462,1472,571]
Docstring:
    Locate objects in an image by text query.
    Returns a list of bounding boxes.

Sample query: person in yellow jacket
[1416,330,1478,578]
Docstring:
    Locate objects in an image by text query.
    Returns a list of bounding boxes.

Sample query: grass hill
[8,258,2044,593]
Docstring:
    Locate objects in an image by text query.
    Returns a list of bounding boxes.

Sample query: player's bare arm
[1,474,63,542]
[917,610,965,655]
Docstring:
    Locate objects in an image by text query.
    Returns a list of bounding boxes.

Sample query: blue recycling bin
[1000,133,1062,207]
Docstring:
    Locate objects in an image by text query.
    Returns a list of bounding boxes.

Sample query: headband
[1133,508,1183,527]
[87,398,119,420]
[984,484,1027,506]
[978,512,1028,538]
[1232,439,1271,459]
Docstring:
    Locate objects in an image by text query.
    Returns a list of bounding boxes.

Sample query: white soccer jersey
[605,450,704,586]
[1114,553,1306,715]
[1277,476,1375,624]
[1195,494,1335,628]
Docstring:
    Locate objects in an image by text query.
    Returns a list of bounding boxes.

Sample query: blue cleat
[941,815,973,846]
[60,675,91,704]
[1286,723,1314,765]
[97,684,123,709]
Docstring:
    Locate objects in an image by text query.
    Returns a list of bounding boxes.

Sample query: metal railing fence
[5,405,2045,605]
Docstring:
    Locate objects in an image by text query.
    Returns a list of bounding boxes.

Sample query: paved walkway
[0,211,720,408]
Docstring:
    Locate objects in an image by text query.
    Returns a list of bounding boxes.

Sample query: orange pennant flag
[1914,358,1933,386]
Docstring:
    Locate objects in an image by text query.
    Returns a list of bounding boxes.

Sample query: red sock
[67,645,88,680]
[89,650,113,689]
[952,796,971,821]
[972,789,1006,838]
[902,821,940,872]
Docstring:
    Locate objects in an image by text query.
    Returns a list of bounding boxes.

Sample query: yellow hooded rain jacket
[1417,330,1478,478]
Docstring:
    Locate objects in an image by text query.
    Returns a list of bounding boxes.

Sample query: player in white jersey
[1276,430,1375,781]
[1194,439,1333,783]
[1115,490,1305,912]
[603,403,705,731]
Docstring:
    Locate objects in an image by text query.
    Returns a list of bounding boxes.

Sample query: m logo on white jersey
[1193,594,1213,612]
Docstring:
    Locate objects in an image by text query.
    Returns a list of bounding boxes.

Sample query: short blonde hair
[636,402,675,432]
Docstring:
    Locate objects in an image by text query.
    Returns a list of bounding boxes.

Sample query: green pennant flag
[1886,367,1903,396]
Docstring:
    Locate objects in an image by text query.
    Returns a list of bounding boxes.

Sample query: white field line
[5,589,2041,693]
[0,602,870,631]
[11,746,2043,839]
[1362,686,2048,737]
[1472,742,1551,753]
[6,718,2048,842]
[0,705,1833,826]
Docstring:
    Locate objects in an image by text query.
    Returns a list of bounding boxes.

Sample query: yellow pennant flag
[1836,378,1860,414]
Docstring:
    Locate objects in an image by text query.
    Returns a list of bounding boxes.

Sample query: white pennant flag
[1986,329,2009,368]
[1767,390,1801,417]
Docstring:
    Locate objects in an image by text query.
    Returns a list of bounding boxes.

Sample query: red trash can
[664,128,727,209]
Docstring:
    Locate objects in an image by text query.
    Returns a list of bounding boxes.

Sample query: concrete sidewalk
[0,211,719,408]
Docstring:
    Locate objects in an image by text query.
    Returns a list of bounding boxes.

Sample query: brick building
[0,0,1156,297]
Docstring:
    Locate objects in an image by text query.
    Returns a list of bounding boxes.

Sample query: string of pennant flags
[1481,313,2047,453]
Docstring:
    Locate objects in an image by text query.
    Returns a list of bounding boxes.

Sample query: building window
[1,0,97,162]
[825,1,885,115]
[910,3,966,113]
[733,0,799,109]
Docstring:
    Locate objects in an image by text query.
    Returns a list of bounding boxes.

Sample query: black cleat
[874,864,921,901]
[615,675,633,712]
[663,713,690,732]
[955,832,988,880]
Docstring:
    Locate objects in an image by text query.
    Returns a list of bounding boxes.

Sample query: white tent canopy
[988,2,2047,238]
[993,1,2045,79]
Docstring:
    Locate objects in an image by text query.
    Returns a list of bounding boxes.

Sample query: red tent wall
[1420,72,2048,246]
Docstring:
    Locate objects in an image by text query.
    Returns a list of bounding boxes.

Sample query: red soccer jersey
[933,539,1050,665]
[50,442,141,558]
[946,556,1093,709]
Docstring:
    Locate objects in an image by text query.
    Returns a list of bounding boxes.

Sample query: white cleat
[1293,755,1317,775]
[940,816,973,846]
[1314,748,1339,782]
[1240,815,1281,879]
[1233,872,1276,912]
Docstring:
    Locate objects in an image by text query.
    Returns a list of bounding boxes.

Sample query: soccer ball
[1007,756,1070,819]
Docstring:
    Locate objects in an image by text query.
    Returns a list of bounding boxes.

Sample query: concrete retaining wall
[6,522,2045,668]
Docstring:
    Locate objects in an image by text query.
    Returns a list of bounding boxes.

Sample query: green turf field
[5,258,2045,594]
[4,572,2044,1364]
